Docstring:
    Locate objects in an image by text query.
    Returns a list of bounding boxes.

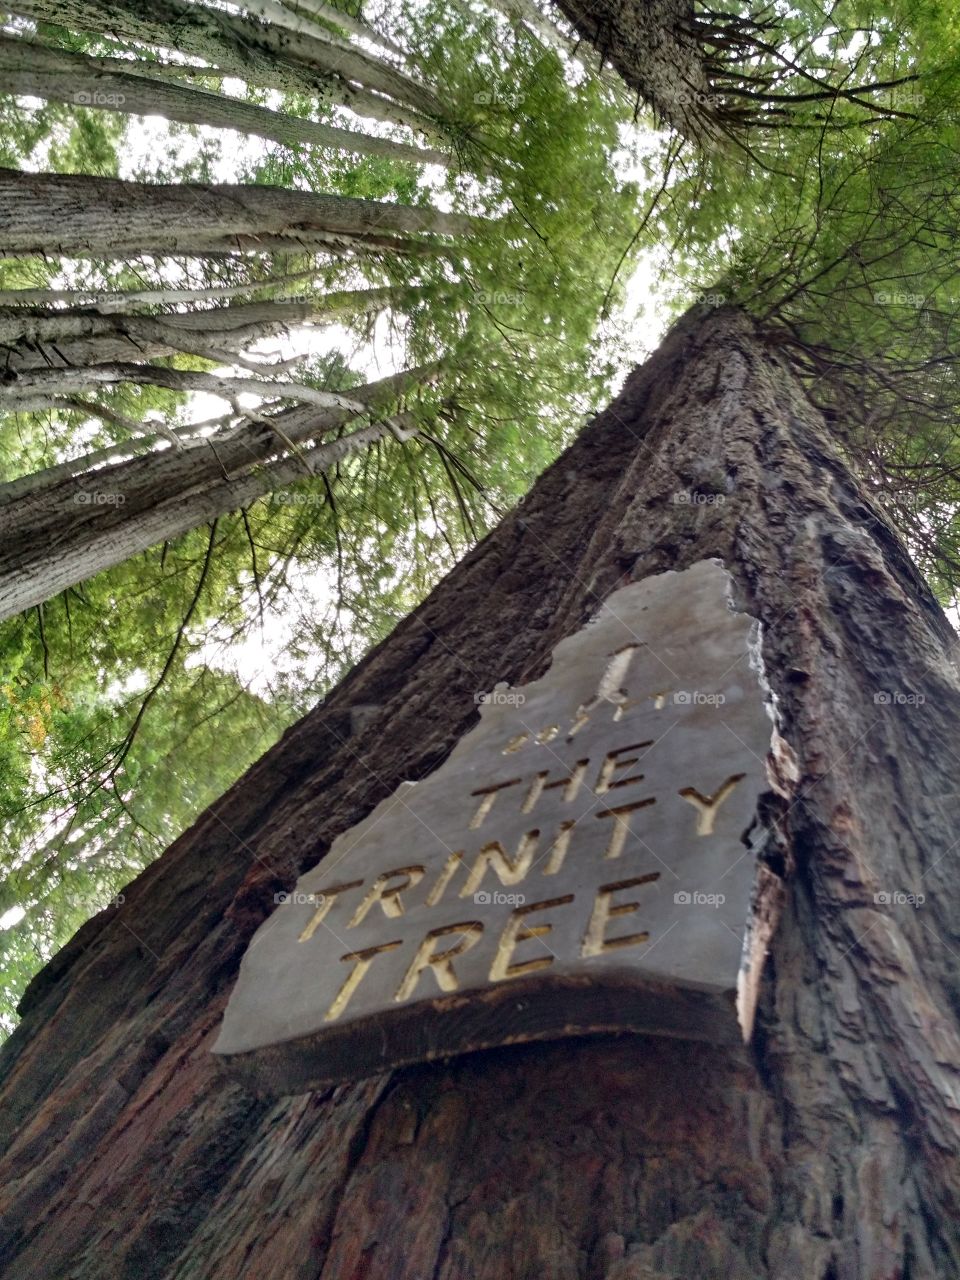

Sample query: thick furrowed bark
[0,170,478,259]
[552,0,718,137]
[1,307,958,1278]
[0,38,451,168]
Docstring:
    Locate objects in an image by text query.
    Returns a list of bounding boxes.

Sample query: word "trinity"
[299,728,746,1023]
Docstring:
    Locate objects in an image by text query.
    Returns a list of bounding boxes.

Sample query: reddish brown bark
[2,305,959,1278]
[553,0,714,135]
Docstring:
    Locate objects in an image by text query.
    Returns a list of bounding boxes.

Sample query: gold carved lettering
[678,774,745,836]
[469,778,522,829]
[324,941,401,1021]
[459,830,540,897]
[521,759,588,813]
[581,875,659,957]
[595,798,656,859]
[348,866,425,927]
[394,923,484,1001]
[424,851,463,907]
[489,896,574,981]
[541,820,577,875]
[594,741,652,794]
[298,881,364,942]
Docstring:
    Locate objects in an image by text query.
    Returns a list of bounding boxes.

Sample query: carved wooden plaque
[214,559,775,1094]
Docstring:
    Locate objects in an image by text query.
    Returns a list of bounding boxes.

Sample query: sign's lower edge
[213,971,740,1096]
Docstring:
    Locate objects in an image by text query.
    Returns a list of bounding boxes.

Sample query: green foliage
[0,93,122,171]
[0,529,288,1032]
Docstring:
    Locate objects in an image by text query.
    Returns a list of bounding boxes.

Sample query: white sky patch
[0,905,26,931]
[116,116,266,182]
[190,560,342,696]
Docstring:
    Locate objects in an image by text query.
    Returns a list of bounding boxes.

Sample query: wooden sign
[214,560,776,1094]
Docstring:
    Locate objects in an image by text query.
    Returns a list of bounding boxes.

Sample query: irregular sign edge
[213,558,783,1075]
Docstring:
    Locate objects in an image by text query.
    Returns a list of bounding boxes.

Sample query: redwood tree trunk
[551,0,715,136]
[2,305,959,1279]
[9,0,443,132]
[0,291,421,374]
[0,38,450,167]
[0,171,473,260]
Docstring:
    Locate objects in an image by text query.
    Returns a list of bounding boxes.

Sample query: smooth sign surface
[215,560,775,1094]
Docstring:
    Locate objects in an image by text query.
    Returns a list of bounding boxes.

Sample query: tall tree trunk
[1,363,378,409]
[0,418,401,622]
[0,38,451,168]
[0,304,299,374]
[551,0,716,136]
[9,0,444,133]
[0,405,213,496]
[9,0,445,135]
[0,365,431,620]
[0,170,475,259]
[278,0,405,57]
[1,305,958,1278]
[0,271,324,309]
[0,288,443,373]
